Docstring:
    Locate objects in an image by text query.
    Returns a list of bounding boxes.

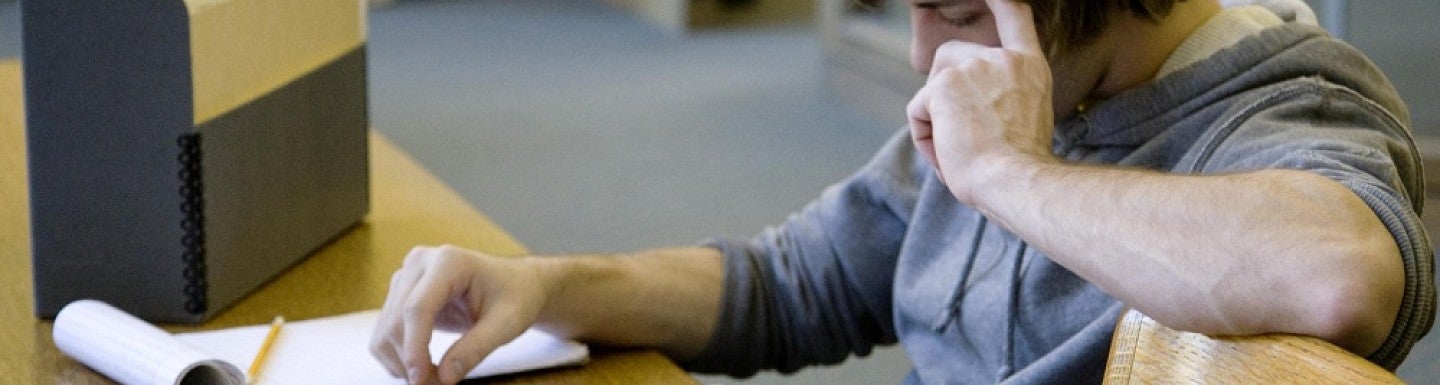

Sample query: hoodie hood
[1061,21,1411,149]
[1222,0,1319,25]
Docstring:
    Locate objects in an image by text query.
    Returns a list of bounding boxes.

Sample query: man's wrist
[527,255,580,329]
[527,253,631,330]
[962,152,1053,208]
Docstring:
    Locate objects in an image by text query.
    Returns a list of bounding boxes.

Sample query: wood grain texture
[1104,309,1403,385]
[0,60,696,385]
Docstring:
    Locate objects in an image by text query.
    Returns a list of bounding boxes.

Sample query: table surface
[0,60,697,385]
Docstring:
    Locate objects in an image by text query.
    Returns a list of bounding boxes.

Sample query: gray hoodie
[685,3,1434,384]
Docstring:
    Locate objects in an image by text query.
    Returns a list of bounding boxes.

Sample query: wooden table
[1104,309,1405,384]
[0,60,697,385]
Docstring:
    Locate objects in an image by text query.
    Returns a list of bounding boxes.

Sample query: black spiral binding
[177,134,208,315]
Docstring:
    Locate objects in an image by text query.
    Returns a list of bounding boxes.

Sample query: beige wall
[605,0,813,34]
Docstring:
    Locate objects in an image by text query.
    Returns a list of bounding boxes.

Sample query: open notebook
[53,300,589,385]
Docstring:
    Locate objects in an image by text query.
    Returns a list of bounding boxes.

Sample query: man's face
[908,0,1004,74]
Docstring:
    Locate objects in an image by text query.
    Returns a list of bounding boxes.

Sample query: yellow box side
[186,0,365,124]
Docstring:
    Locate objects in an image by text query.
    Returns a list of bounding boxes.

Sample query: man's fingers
[907,87,931,136]
[371,247,433,378]
[403,245,434,267]
[371,265,424,377]
[436,304,529,385]
[372,343,407,378]
[985,0,1042,55]
[927,40,986,80]
[908,84,950,185]
[907,87,937,164]
[400,265,464,384]
[381,258,428,330]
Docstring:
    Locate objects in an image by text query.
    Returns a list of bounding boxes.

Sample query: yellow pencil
[247,315,285,385]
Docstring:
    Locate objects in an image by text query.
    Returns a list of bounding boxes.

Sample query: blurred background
[1,0,1435,383]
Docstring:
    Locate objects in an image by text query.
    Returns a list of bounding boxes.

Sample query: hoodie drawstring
[933,216,987,334]
[999,242,1028,380]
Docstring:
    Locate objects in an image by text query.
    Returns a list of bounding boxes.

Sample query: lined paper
[175,310,590,384]
[52,300,589,385]
[53,300,245,385]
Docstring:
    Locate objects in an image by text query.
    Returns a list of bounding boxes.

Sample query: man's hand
[369,245,725,385]
[370,245,553,385]
[907,0,1056,205]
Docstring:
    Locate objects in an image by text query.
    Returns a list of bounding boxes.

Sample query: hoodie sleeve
[679,130,922,377]
[1199,78,1435,370]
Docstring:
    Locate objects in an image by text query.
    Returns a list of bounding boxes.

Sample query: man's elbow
[1304,236,1404,357]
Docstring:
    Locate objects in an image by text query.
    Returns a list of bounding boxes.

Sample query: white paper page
[53,300,245,385]
[174,310,588,385]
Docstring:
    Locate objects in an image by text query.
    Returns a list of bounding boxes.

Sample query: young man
[370,0,1434,384]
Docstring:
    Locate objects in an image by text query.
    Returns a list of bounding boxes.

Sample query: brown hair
[1022,0,1182,54]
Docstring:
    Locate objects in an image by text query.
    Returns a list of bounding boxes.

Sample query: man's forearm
[972,161,1404,354]
[532,247,726,360]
